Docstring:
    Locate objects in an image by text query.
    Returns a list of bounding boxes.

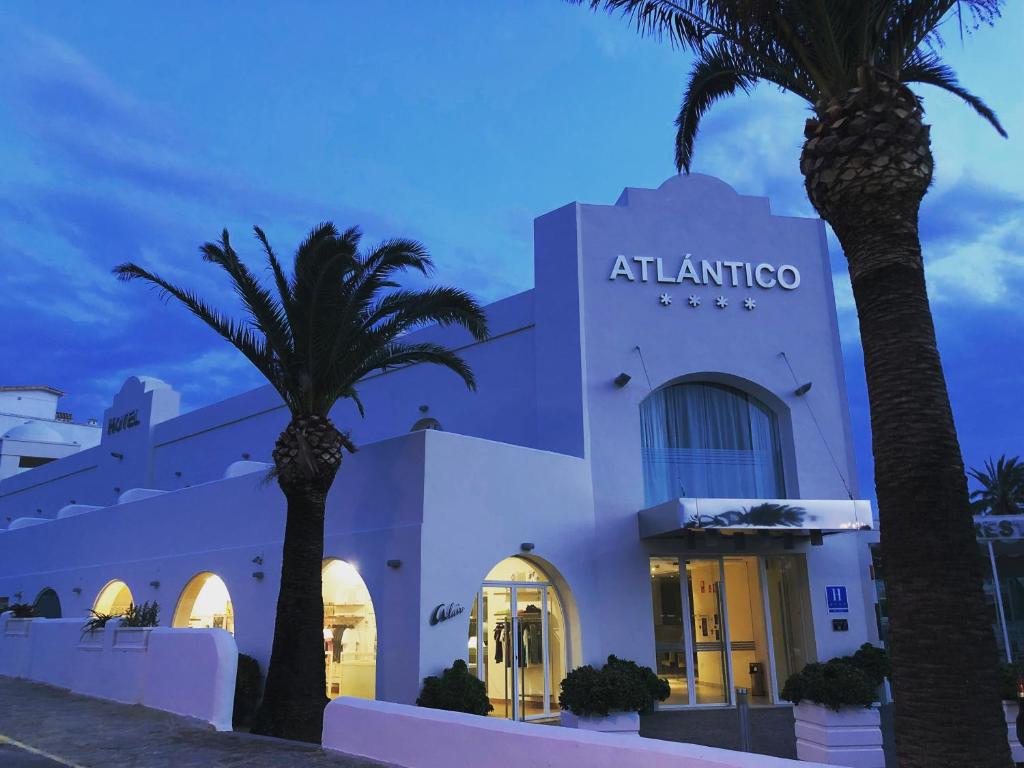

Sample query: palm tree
[970,455,1024,515]
[576,2,1009,765]
[115,224,487,742]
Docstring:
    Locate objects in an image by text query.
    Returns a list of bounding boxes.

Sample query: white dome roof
[3,421,63,443]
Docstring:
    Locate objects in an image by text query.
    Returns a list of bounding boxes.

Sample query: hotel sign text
[106,409,141,436]
[609,255,801,290]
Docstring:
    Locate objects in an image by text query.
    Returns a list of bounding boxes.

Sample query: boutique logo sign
[608,254,801,290]
[429,602,465,626]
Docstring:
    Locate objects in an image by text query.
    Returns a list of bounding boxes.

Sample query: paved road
[0,737,72,767]
[0,677,388,768]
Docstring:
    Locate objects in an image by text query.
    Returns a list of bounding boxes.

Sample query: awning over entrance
[638,497,875,539]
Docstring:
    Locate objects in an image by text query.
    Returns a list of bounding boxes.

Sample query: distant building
[0,386,100,481]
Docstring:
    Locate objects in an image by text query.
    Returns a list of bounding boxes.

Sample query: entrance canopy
[639,497,874,539]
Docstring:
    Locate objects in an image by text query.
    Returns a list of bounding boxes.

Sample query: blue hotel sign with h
[826,586,849,614]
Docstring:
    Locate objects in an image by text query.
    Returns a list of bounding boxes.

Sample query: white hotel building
[0,174,880,719]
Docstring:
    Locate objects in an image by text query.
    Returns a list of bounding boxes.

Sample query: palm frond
[902,52,1007,136]
[675,42,757,173]
[112,262,287,399]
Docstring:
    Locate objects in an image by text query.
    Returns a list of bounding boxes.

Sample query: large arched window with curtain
[640,381,785,506]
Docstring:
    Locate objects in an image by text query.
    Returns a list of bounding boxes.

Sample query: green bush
[839,643,889,688]
[781,659,877,711]
[233,654,262,729]
[120,601,159,627]
[997,662,1024,701]
[559,655,671,717]
[417,659,493,716]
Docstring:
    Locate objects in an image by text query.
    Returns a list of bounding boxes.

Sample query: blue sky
[1,3,1020,499]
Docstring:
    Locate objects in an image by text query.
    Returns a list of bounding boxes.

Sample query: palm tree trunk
[251,416,345,743]
[250,485,328,742]
[844,215,1009,767]
[802,80,1011,767]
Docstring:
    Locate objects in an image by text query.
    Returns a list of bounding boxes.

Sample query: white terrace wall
[322,697,830,768]
[0,616,237,730]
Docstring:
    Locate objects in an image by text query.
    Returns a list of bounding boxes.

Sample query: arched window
[33,588,61,618]
[322,559,376,700]
[93,580,134,616]
[640,381,785,506]
[172,573,234,633]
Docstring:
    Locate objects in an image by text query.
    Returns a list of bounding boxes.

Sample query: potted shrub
[233,654,263,730]
[113,601,159,649]
[997,661,1024,762]
[558,655,670,734]
[416,659,493,716]
[80,610,121,646]
[782,644,886,768]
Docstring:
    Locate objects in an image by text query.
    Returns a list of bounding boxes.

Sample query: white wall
[322,697,829,768]
[0,616,237,730]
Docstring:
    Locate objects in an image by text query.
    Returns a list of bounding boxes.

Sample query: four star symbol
[656,293,761,311]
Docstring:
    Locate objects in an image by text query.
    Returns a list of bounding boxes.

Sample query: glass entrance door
[470,569,565,720]
[651,555,792,706]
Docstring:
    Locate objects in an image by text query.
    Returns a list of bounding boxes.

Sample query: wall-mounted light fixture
[520,542,535,552]
[72,587,82,595]
[251,555,263,565]
[241,452,251,460]
[35,508,42,516]
[252,571,265,580]
[386,559,402,569]
[174,471,182,478]
[149,580,160,589]
[419,404,429,413]
[110,451,124,460]
[794,382,813,397]
[113,487,121,494]
[613,372,632,388]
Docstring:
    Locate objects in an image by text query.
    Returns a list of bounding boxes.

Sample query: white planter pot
[793,702,884,768]
[560,710,640,734]
[1004,701,1024,763]
[113,626,152,650]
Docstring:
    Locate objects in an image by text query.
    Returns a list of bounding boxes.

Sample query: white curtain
[639,382,785,506]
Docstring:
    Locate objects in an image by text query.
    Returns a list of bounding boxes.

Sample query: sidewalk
[0,677,388,768]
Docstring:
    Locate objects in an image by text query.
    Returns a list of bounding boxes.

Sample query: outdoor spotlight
[810,530,824,546]
[72,587,82,595]
[386,559,402,569]
[241,452,250,460]
[149,580,160,589]
[252,571,265,580]
[794,382,813,397]
[110,451,124,460]
[174,471,182,478]
[251,555,263,565]
[614,372,632,388]
[419,404,429,413]
[520,542,535,552]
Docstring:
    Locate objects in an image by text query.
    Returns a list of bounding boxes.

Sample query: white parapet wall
[323,697,830,768]
[0,616,237,731]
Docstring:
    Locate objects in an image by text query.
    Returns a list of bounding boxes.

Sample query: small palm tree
[970,455,1024,516]
[115,223,487,742]
[577,2,1009,765]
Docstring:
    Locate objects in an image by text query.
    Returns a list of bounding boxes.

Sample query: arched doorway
[33,588,61,618]
[322,559,376,700]
[93,580,133,616]
[469,556,567,720]
[172,573,234,633]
